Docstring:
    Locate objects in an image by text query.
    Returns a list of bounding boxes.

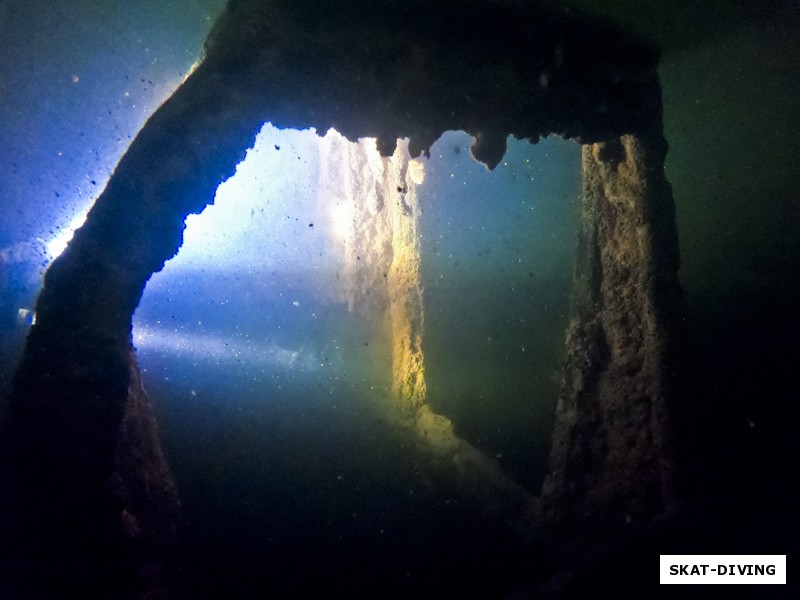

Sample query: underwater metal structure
[0,0,683,597]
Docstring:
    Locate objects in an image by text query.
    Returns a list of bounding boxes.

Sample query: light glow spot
[46,212,89,260]
[328,198,355,243]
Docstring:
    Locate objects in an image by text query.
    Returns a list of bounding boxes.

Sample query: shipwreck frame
[1,1,684,597]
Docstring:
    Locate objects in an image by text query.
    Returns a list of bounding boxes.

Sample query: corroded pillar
[320,134,435,419]
[384,145,428,411]
[321,134,536,529]
[539,130,683,542]
[0,62,266,598]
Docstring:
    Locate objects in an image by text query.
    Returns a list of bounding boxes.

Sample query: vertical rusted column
[0,62,265,598]
[539,123,683,542]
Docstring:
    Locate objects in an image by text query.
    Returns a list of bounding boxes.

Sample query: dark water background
[129,129,577,596]
[420,134,579,493]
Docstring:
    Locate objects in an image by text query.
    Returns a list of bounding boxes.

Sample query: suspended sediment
[318,132,537,529]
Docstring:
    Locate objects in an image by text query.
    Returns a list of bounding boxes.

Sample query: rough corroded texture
[384,145,427,409]
[1,344,182,598]
[318,134,429,409]
[321,135,536,530]
[113,351,183,598]
[0,0,679,596]
[202,0,661,166]
[0,58,267,599]
[539,130,683,543]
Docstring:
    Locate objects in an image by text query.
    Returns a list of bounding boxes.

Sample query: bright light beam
[46,212,89,260]
[175,123,324,272]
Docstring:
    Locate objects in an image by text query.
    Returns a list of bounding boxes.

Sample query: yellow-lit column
[382,141,460,450]
[318,132,454,444]
[384,142,426,410]
[318,131,536,528]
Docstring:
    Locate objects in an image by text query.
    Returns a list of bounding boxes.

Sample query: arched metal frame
[1,1,683,596]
